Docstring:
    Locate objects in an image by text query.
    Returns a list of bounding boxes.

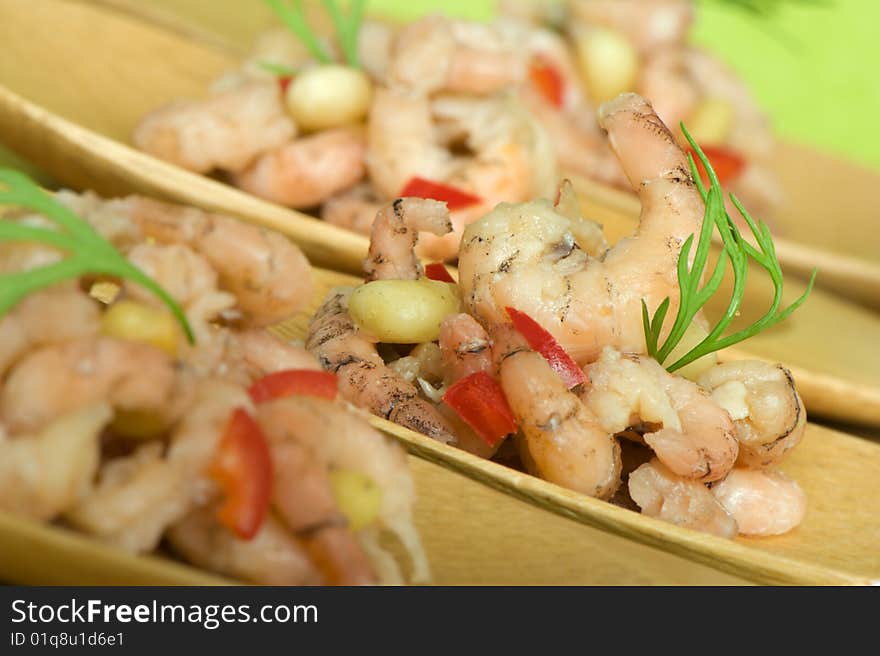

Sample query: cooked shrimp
[494,325,621,498]
[439,313,493,385]
[568,0,693,55]
[698,361,805,469]
[167,507,322,585]
[0,285,100,376]
[710,467,806,537]
[132,80,295,174]
[237,329,322,377]
[0,337,176,433]
[628,458,738,538]
[583,347,738,482]
[306,288,456,444]
[114,196,313,326]
[364,198,451,281]
[459,93,704,364]
[0,404,111,520]
[321,183,384,236]
[232,127,367,209]
[65,442,191,553]
[258,396,429,583]
[388,15,526,95]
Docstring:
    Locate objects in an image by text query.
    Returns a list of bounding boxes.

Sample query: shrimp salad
[311,93,808,539]
[0,184,429,585]
[132,0,780,263]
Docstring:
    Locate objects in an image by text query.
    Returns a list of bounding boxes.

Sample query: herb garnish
[641,126,816,372]
[263,0,365,68]
[0,169,195,343]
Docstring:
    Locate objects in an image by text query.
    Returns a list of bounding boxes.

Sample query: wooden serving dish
[0,0,879,428]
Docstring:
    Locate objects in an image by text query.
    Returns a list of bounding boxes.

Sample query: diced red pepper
[505,306,586,389]
[278,76,293,94]
[248,369,338,403]
[399,176,483,211]
[443,371,517,447]
[424,262,456,283]
[528,56,565,108]
[687,145,746,186]
[209,408,273,540]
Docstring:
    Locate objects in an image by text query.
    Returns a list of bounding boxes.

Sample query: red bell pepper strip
[278,76,293,94]
[687,145,746,186]
[505,306,586,389]
[528,56,565,108]
[248,369,338,403]
[424,262,456,283]
[443,371,517,446]
[209,408,273,540]
[399,176,483,211]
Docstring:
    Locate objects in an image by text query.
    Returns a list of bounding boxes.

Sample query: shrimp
[459,93,704,364]
[65,442,192,553]
[628,458,738,538]
[568,0,693,55]
[493,325,621,498]
[0,404,111,521]
[113,196,313,326]
[257,396,429,583]
[439,313,493,385]
[364,197,452,281]
[0,285,100,376]
[387,15,526,95]
[306,288,456,445]
[321,183,384,236]
[132,80,296,174]
[232,127,367,209]
[582,347,738,482]
[710,467,806,537]
[167,507,322,586]
[236,329,322,377]
[0,337,176,433]
[698,361,805,469]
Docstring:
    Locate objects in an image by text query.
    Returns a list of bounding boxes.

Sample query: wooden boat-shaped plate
[0,267,878,586]
[1,0,879,428]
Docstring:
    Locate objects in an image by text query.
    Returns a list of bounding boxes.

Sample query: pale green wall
[370,0,880,171]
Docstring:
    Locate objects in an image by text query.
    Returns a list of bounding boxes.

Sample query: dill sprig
[256,60,299,77]
[641,126,816,372]
[0,169,195,343]
[263,0,365,68]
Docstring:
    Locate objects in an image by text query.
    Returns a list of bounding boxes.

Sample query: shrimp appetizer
[306,93,813,539]
[0,169,429,585]
[132,1,780,264]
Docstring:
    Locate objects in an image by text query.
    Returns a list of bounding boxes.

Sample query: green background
[371,0,880,171]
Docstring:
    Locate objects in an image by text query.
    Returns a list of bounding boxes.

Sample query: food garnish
[424,262,456,283]
[248,369,339,402]
[263,0,365,68]
[641,126,816,372]
[442,371,517,446]
[399,177,483,211]
[506,306,587,389]
[0,169,194,343]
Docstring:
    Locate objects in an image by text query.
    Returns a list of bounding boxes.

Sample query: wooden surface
[0,0,878,428]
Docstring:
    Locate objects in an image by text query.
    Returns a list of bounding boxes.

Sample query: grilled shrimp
[439,313,493,385]
[459,93,704,364]
[258,396,430,584]
[0,337,176,434]
[698,361,805,469]
[0,404,111,521]
[321,183,384,236]
[364,198,452,281]
[306,288,456,445]
[132,80,295,174]
[233,127,367,209]
[113,196,313,326]
[628,458,738,538]
[494,325,621,498]
[0,285,100,376]
[710,467,806,537]
[582,347,738,482]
